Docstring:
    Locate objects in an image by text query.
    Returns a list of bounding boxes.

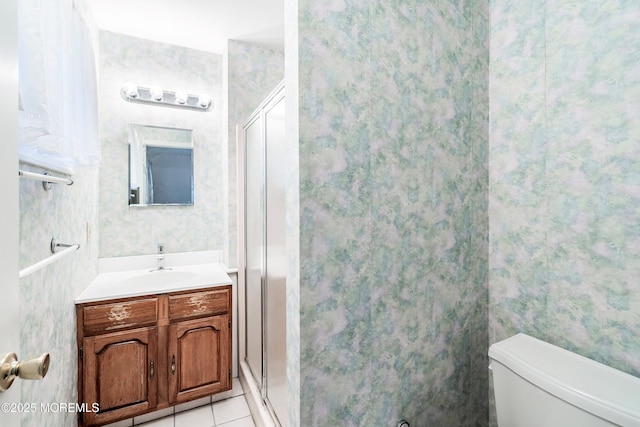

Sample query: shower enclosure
[241,82,287,426]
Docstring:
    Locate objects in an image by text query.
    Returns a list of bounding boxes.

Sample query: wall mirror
[128,124,194,206]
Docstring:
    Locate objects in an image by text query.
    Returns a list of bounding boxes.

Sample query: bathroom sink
[76,259,233,304]
[117,270,199,288]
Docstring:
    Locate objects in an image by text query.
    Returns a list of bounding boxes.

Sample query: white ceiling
[86,0,284,54]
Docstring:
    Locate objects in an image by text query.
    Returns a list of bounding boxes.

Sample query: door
[243,82,287,426]
[245,114,265,387]
[264,91,287,425]
[0,0,21,425]
[168,315,230,404]
[82,327,158,426]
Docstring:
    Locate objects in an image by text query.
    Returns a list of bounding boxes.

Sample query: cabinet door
[168,315,230,404]
[82,327,158,426]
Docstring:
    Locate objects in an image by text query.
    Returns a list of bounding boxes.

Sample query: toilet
[489,333,640,427]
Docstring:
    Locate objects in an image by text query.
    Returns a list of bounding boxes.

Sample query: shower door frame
[241,81,287,427]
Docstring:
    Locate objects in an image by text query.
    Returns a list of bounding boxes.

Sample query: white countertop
[76,262,232,304]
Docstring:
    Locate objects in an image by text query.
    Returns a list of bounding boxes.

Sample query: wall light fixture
[120,83,212,111]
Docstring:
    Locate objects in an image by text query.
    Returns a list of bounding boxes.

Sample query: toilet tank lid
[489,333,640,426]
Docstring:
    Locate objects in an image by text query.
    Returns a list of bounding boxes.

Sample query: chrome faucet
[156,243,166,270]
[150,244,172,272]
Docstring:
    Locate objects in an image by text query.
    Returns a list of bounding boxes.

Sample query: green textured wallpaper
[296,1,489,425]
[489,0,640,379]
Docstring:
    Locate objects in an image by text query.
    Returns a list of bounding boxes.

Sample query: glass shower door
[244,114,264,388]
[264,92,287,426]
[243,82,287,426]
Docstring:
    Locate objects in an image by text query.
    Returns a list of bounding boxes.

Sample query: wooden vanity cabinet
[167,288,231,404]
[76,286,232,427]
[82,327,158,426]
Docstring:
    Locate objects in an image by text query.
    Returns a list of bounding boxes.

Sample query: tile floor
[106,378,256,427]
[139,395,255,427]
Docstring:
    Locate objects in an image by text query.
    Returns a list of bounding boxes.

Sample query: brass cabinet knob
[0,352,50,391]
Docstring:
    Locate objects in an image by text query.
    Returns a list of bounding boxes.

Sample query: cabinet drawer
[83,298,158,335]
[169,287,230,321]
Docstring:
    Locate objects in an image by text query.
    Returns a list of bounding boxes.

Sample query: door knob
[0,352,50,391]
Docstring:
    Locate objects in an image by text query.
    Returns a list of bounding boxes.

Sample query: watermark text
[1,402,99,413]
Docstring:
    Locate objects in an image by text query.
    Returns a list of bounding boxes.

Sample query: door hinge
[79,346,83,360]
[228,321,231,329]
[228,370,231,381]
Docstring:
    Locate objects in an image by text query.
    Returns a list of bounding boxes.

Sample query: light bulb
[124,82,139,98]
[175,90,188,105]
[150,86,164,101]
[198,94,211,108]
